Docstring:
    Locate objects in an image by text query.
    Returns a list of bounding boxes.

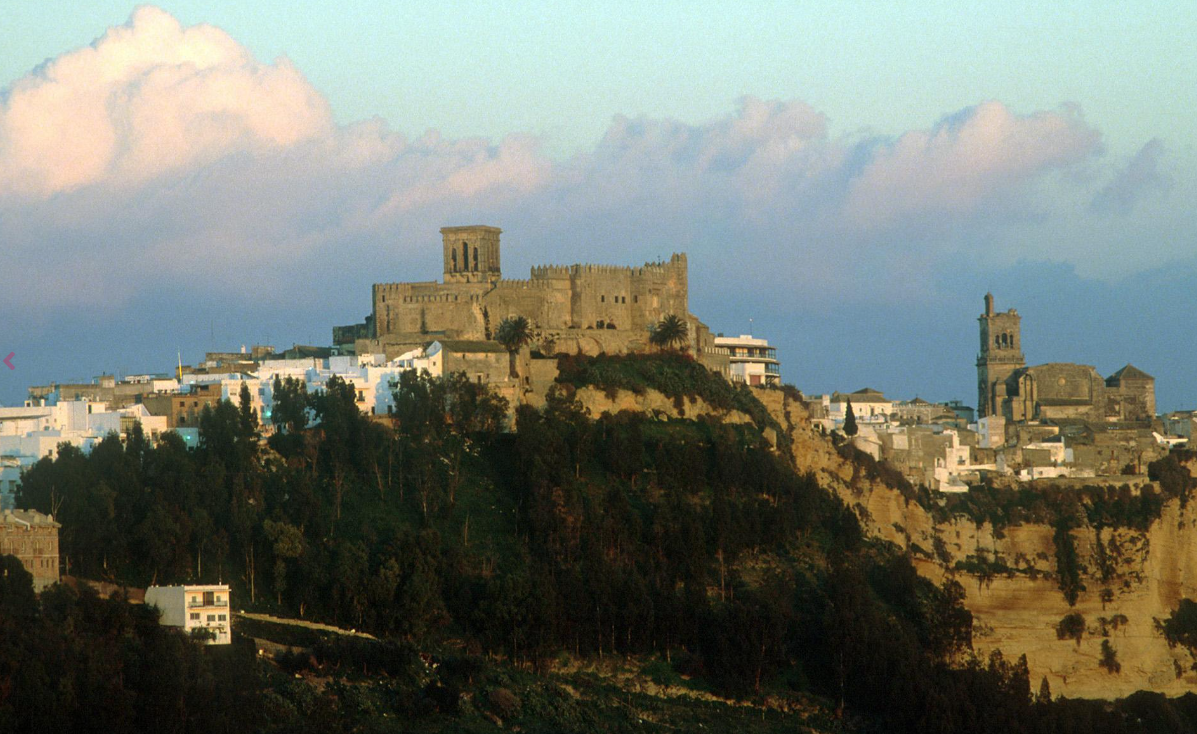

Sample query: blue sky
[1,3,1194,409]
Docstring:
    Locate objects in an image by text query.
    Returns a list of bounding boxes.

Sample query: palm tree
[495,315,532,379]
[649,314,688,351]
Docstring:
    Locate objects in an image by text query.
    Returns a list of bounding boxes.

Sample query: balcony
[188,600,229,608]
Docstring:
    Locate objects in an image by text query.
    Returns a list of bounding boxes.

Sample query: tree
[649,314,688,351]
[1099,639,1121,673]
[264,519,305,607]
[1159,597,1197,670]
[1056,612,1085,647]
[495,315,532,380]
[843,398,859,437]
[238,381,259,438]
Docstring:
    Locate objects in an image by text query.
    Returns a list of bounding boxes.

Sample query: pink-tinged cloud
[0,6,333,198]
[843,101,1103,227]
[0,6,1174,317]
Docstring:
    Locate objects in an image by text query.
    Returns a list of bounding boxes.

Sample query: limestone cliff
[563,382,1197,698]
[756,387,1197,699]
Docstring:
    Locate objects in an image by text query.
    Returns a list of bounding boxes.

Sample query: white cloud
[843,101,1103,228]
[0,6,1176,317]
[0,5,333,198]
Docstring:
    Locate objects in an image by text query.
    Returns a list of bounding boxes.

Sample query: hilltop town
[10,224,1197,727]
[3,227,1188,520]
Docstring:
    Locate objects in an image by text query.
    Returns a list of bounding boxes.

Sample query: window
[190,612,200,620]
[218,614,226,622]
[207,614,216,622]
[601,295,605,302]
[203,591,215,606]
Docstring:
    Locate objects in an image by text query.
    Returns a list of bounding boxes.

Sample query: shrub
[1099,639,1121,674]
[1056,612,1086,647]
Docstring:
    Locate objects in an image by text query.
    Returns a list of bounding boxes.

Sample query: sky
[1,3,1194,410]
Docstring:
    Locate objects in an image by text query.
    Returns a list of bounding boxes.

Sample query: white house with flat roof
[712,334,780,386]
[145,584,232,644]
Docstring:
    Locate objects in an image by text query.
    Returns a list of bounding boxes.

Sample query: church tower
[977,293,1025,417]
[442,225,502,283]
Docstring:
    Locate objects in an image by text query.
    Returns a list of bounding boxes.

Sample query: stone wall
[367,225,693,355]
[0,510,59,592]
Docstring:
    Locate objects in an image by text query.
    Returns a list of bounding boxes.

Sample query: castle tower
[977,293,1025,417]
[442,225,501,284]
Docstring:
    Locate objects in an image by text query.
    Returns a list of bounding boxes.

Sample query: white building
[829,388,894,427]
[712,334,780,386]
[0,400,168,509]
[145,584,232,645]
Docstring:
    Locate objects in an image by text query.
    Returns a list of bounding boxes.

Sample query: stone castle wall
[370,247,690,349]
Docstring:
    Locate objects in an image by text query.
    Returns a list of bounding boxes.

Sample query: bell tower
[442,225,502,283]
[977,293,1025,417]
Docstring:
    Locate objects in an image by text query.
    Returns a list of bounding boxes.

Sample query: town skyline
[1,4,1194,410]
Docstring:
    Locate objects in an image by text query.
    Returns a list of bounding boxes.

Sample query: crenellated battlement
[530,265,572,279]
[528,253,686,280]
[361,226,692,347]
[492,277,555,290]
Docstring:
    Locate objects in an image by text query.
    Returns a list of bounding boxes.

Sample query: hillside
[12,353,1197,731]
[758,387,1197,699]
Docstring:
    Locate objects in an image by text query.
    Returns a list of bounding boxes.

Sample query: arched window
[473,246,479,271]
[462,242,469,271]
[451,250,458,270]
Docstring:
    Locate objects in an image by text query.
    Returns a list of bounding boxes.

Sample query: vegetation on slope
[555,351,783,436]
[12,357,1197,731]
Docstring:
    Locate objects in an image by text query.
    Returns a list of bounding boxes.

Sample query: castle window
[452,250,457,270]
[601,295,605,302]
[633,295,638,303]
[473,246,479,271]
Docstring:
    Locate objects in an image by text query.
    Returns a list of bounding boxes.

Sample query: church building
[976,294,1154,424]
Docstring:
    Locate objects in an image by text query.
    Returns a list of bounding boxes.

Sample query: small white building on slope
[145,584,232,645]
[712,334,781,386]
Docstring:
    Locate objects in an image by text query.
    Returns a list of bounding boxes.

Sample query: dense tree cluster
[0,557,261,733]
[13,356,1197,731]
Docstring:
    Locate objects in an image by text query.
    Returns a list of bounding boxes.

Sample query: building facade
[976,294,1154,425]
[145,584,232,644]
[338,225,727,373]
[0,509,60,592]
[976,293,1025,418]
[712,334,780,386]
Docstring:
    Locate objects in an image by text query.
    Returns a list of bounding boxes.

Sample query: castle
[335,225,724,368]
[976,293,1155,424]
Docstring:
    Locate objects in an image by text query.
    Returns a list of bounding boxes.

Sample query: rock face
[567,383,1197,698]
[754,387,1197,699]
[569,387,757,426]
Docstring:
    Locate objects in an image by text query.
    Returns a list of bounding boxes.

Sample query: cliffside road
[235,611,377,640]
